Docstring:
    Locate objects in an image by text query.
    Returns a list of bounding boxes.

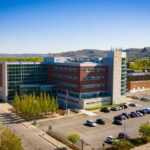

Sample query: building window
[82,83,105,89]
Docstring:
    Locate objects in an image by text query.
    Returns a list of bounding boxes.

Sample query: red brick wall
[127,80,150,91]
[79,66,108,93]
[48,64,108,93]
[0,64,2,87]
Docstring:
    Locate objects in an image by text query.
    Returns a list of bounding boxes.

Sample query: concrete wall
[112,51,122,104]
[57,93,111,109]
[81,97,111,109]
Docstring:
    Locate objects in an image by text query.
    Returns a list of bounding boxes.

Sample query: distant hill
[0,47,150,60]
[123,47,150,60]
[49,47,150,60]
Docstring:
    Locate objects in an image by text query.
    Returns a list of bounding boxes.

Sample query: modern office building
[0,62,56,102]
[0,50,127,109]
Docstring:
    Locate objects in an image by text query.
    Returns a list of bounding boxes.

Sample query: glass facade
[82,83,105,89]
[7,63,48,100]
[82,68,106,72]
[121,58,127,95]
[83,76,105,81]
[58,89,109,99]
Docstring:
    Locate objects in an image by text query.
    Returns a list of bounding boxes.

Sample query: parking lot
[38,98,150,149]
[128,90,150,100]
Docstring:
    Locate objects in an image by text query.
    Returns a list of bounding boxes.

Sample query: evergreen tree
[12,92,20,113]
[0,128,23,150]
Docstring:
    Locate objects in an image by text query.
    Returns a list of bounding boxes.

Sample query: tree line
[0,57,43,62]
[128,58,150,70]
[12,92,58,118]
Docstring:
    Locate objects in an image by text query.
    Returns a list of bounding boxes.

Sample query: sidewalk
[0,103,72,150]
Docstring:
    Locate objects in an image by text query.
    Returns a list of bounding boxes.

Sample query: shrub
[139,123,150,138]
[67,133,80,144]
[111,140,134,150]
[47,131,79,150]
[0,128,23,150]
[130,137,150,146]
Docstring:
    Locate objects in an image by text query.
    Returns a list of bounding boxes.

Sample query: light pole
[80,139,90,150]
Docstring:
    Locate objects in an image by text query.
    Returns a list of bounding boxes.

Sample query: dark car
[114,116,123,121]
[111,107,118,111]
[142,109,150,114]
[123,104,128,109]
[131,112,138,117]
[129,113,135,118]
[96,119,105,125]
[129,103,136,107]
[122,113,130,119]
[113,120,122,125]
[146,109,150,114]
[101,107,110,113]
[118,133,131,139]
[139,109,147,115]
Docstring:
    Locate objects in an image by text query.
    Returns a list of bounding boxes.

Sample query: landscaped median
[47,131,80,150]
[85,103,127,111]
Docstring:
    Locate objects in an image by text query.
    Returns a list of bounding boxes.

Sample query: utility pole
[81,139,84,150]
[80,139,90,150]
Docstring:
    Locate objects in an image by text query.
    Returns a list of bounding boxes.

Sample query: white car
[105,136,118,144]
[136,111,143,116]
[86,120,97,127]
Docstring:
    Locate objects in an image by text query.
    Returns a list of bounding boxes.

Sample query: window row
[82,83,105,89]
[80,91,108,99]
[54,67,79,72]
[59,81,78,88]
[54,74,78,80]
[82,68,106,72]
[83,76,105,81]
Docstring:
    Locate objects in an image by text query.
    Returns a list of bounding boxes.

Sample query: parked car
[131,112,138,117]
[141,97,149,101]
[113,119,122,125]
[105,136,118,144]
[119,104,125,109]
[138,109,146,115]
[122,113,130,119]
[96,119,105,125]
[120,115,126,120]
[101,107,110,113]
[118,133,131,139]
[111,107,118,111]
[129,113,135,118]
[123,104,128,109]
[86,120,97,127]
[132,96,139,99]
[114,116,123,121]
[143,108,150,114]
[129,103,136,107]
[136,111,143,116]
[117,106,122,110]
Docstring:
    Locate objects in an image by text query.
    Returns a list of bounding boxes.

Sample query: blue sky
[0,0,150,54]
